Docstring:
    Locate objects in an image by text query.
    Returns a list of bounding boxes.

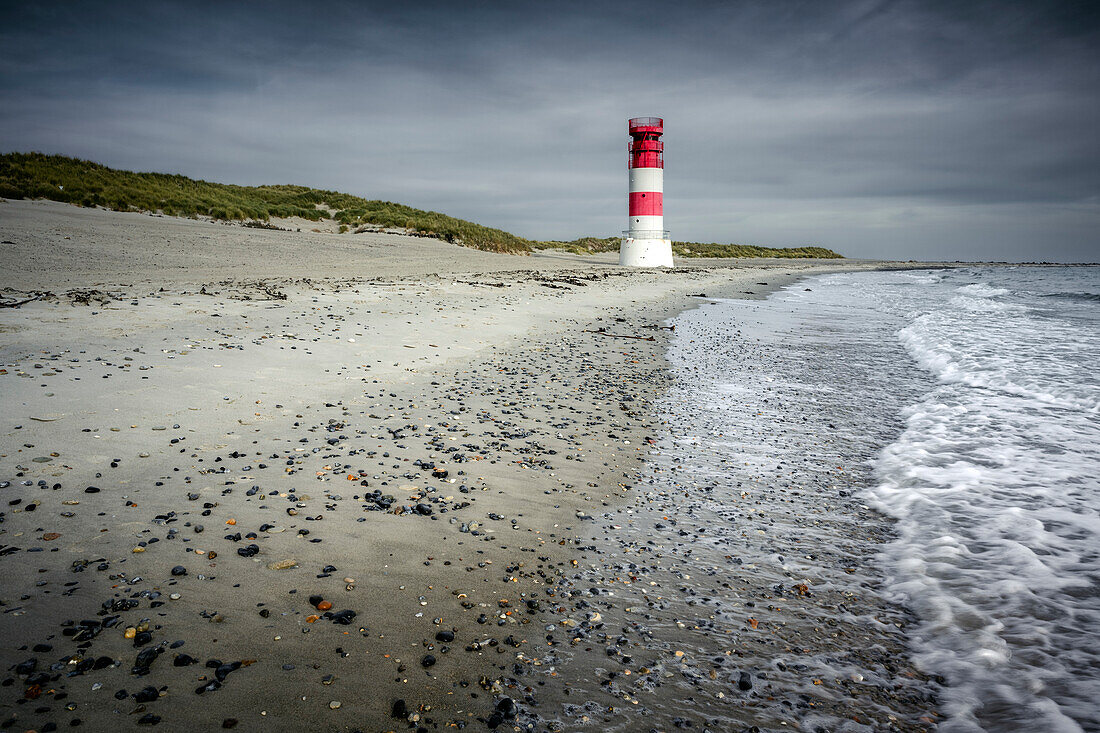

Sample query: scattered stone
[267,558,298,570]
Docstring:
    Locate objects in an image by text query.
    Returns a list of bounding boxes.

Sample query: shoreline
[533,273,941,732]
[0,202,940,731]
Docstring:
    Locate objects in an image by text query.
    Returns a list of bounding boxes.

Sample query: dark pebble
[133,686,158,703]
[214,662,241,682]
[496,697,517,718]
[330,609,356,625]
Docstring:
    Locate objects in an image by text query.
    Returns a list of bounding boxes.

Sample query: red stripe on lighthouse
[629,191,663,216]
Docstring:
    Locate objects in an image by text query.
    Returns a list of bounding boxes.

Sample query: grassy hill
[0,152,530,252]
[0,152,842,258]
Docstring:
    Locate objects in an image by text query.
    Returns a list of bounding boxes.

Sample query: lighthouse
[620,116,674,267]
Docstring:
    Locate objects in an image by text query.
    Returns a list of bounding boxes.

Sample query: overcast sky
[2,0,1098,261]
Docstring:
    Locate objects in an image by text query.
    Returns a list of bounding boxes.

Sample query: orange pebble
[226,518,237,526]
[317,600,333,611]
[306,615,320,623]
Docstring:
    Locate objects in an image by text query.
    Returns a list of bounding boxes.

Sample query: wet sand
[1,199,936,731]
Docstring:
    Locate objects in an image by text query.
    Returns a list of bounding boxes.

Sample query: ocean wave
[868,266,1100,731]
[947,294,1021,313]
[1040,291,1100,302]
[956,283,1010,298]
[898,313,1099,414]
[869,382,1100,732]
[772,267,1100,730]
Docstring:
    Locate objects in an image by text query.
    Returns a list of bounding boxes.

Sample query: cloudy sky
[2,0,1098,261]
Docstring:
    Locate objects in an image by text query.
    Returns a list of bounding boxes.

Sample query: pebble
[267,558,298,570]
[236,543,260,557]
[0,302,813,732]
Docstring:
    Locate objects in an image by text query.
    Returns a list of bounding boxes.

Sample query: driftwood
[583,328,656,342]
[0,294,44,308]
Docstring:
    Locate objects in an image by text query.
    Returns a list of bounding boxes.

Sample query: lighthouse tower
[620,116,673,267]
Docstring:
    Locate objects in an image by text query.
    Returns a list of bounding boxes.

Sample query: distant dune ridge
[0,152,842,258]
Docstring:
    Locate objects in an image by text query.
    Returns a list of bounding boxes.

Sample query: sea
[545,265,1098,733]
[690,266,1100,732]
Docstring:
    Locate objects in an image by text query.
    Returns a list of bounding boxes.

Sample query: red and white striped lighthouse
[620,116,673,267]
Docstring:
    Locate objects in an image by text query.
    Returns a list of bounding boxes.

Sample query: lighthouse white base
[619,237,674,267]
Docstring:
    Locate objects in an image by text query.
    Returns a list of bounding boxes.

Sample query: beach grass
[0,152,530,253]
[532,237,843,259]
[672,241,842,258]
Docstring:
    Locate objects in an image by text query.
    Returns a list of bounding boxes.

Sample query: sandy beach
[0,199,939,732]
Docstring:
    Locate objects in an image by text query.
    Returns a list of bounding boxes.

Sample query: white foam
[956,282,1010,298]
[858,268,1100,731]
[696,267,1100,731]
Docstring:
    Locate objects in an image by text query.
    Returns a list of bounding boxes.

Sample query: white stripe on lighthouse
[628,215,664,233]
[629,168,663,193]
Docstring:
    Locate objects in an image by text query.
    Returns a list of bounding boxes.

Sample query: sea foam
[783,267,1100,732]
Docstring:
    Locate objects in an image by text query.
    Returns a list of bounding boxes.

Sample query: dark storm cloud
[2,0,1098,261]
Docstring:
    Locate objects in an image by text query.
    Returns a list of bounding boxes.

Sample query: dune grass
[671,242,843,258]
[530,236,622,254]
[532,237,843,259]
[0,152,531,253]
[1,152,842,258]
